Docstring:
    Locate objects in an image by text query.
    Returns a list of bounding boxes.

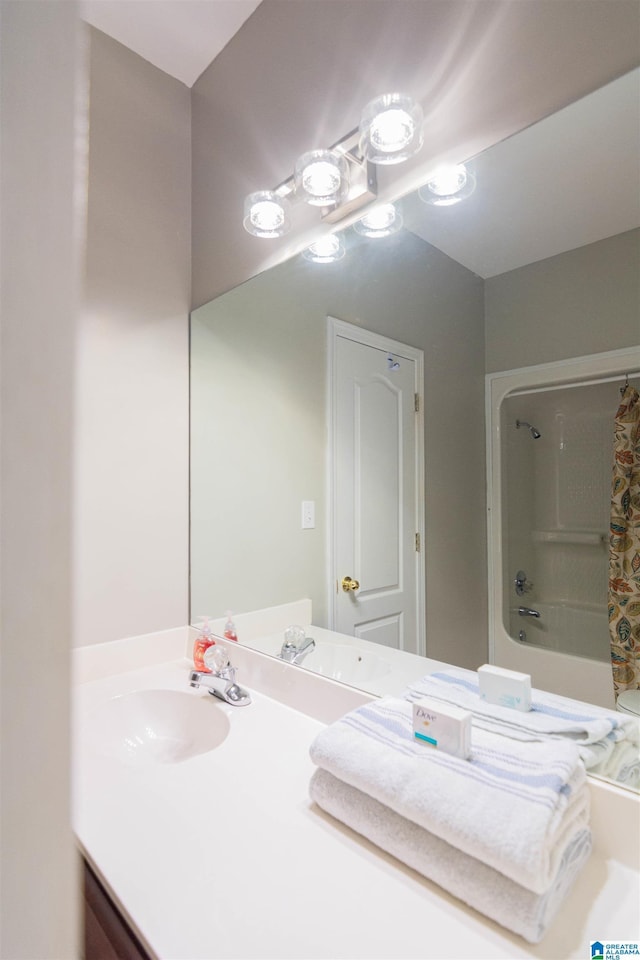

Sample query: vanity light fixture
[302,234,346,264]
[419,163,476,206]
[359,92,424,165]
[243,92,423,239]
[354,202,403,238]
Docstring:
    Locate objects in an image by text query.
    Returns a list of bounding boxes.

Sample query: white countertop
[73,631,640,960]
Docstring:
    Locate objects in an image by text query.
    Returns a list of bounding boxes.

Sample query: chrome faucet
[189,645,251,706]
[279,626,316,665]
[518,606,541,619]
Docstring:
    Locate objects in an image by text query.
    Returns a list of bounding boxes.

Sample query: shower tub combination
[486,348,640,709]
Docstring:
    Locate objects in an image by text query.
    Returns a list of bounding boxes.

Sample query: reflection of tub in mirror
[509,600,608,661]
[487,349,640,711]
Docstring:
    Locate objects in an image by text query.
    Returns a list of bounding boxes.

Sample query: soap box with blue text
[412,696,471,760]
[478,664,532,712]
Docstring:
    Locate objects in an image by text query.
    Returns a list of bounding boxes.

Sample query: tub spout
[518,606,540,619]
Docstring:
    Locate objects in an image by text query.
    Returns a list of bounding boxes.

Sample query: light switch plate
[301,501,315,529]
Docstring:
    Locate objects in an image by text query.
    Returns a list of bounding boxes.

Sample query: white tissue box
[478,664,532,712]
[412,697,471,759]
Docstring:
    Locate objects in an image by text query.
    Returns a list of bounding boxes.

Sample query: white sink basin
[87,688,230,765]
[303,642,391,684]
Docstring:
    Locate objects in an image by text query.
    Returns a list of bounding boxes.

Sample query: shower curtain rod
[508,370,640,398]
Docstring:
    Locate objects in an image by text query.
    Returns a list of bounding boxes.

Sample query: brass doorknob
[341,576,360,592]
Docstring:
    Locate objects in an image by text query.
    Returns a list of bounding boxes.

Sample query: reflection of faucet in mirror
[279,625,316,665]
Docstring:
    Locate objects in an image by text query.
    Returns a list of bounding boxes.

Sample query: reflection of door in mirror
[330,319,424,654]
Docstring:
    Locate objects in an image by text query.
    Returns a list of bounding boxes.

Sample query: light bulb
[369,109,415,154]
[360,93,423,165]
[302,161,341,201]
[419,163,476,207]
[251,200,284,230]
[427,164,468,197]
[295,150,348,207]
[354,202,402,238]
[303,234,345,263]
[243,191,290,238]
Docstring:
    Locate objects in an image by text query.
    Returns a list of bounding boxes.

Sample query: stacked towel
[310,768,592,945]
[309,696,591,942]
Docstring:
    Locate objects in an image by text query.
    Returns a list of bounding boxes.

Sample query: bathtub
[486,347,640,711]
[509,601,608,661]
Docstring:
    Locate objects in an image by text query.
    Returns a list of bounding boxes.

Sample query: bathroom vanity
[74,628,640,960]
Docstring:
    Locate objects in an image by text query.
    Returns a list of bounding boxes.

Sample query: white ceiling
[80,0,262,87]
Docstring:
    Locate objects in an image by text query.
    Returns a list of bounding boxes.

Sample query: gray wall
[191,232,486,669]
[191,0,640,306]
[77,29,191,646]
[485,229,640,372]
[1,2,79,954]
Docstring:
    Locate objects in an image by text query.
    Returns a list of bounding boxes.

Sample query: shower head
[516,419,541,439]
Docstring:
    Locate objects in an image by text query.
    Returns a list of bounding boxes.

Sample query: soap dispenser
[223,611,238,642]
[193,616,215,672]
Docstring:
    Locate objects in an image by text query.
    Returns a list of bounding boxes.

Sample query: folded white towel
[310,768,592,944]
[309,697,588,894]
[403,667,638,748]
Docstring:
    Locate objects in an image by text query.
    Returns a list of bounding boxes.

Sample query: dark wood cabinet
[83,860,152,960]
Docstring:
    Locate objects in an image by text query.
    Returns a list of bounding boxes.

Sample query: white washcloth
[310,768,592,945]
[403,667,639,747]
[309,697,588,894]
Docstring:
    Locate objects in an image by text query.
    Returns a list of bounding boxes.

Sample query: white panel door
[331,323,423,654]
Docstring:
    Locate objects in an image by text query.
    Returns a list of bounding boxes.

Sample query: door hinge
[414,393,420,412]
[415,532,421,552]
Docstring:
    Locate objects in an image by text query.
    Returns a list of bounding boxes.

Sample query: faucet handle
[283,624,306,651]
[514,570,533,596]
[204,643,232,675]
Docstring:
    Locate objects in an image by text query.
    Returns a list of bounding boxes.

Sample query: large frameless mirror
[191,69,640,790]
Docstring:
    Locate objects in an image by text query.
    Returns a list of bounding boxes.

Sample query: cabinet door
[83,860,151,960]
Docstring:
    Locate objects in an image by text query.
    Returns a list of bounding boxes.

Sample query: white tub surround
[74,631,639,960]
[486,347,640,708]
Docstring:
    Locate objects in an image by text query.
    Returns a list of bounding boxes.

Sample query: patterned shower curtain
[609,383,640,697]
